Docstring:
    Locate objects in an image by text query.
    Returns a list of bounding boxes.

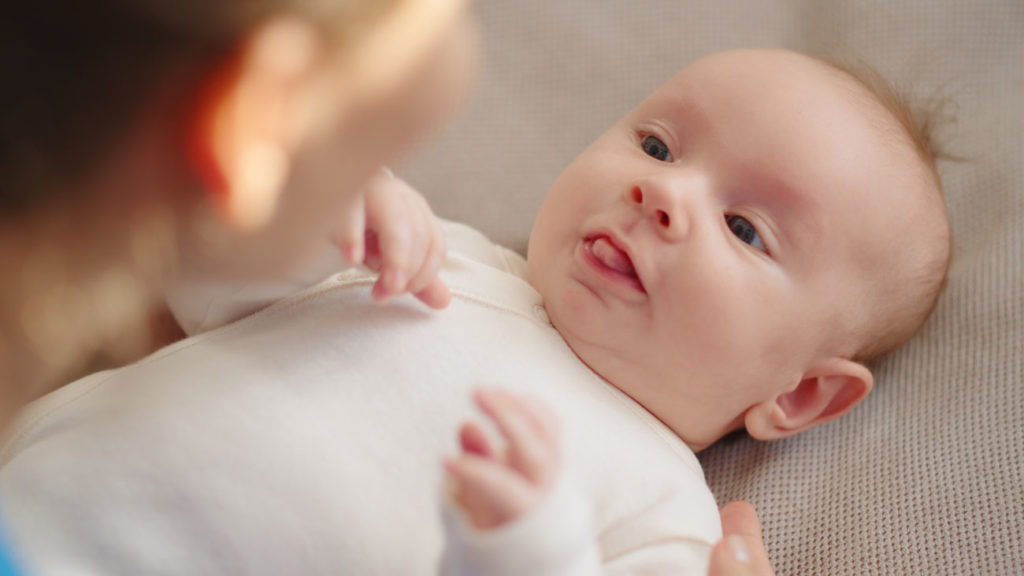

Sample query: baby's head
[527,49,950,451]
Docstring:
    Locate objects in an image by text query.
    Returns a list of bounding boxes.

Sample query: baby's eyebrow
[760,179,822,258]
[663,91,712,135]
[727,156,820,259]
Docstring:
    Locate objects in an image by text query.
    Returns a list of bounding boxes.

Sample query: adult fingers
[719,501,764,543]
[709,502,775,576]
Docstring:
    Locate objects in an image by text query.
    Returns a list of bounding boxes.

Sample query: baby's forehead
[665,51,876,118]
[678,50,928,162]
[652,51,924,196]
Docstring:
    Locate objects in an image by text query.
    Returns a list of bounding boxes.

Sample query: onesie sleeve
[439,469,716,576]
[439,470,601,576]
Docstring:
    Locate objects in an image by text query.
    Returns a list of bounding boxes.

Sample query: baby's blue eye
[641,135,672,162]
[726,215,766,252]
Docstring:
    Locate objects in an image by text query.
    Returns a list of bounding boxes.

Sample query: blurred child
[0,0,476,572]
[0,0,476,412]
[0,49,946,575]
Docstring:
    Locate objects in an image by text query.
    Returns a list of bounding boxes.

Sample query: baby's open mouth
[583,234,646,293]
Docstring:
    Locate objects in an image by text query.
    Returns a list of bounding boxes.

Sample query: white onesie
[0,222,721,575]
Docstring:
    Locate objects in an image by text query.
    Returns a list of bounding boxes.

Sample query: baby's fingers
[366,183,433,301]
[414,278,452,310]
[458,420,497,459]
[406,196,449,307]
[473,388,560,488]
[444,454,537,530]
[368,212,415,299]
[331,194,366,264]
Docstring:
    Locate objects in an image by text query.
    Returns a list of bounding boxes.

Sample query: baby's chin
[543,301,613,373]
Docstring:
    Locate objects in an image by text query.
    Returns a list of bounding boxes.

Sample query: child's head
[1,0,476,404]
[527,49,950,451]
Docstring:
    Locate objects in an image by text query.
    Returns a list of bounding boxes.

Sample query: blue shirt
[0,522,21,576]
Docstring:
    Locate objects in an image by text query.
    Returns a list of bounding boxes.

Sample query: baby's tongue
[592,237,635,276]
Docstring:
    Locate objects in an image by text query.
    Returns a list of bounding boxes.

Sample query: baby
[0,49,949,575]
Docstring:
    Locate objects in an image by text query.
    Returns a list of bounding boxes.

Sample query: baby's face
[527,49,937,450]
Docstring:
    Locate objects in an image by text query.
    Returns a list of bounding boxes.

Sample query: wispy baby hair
[819,55,955,365]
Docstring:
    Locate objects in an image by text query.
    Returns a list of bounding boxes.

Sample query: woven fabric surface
[402,1,1023,574]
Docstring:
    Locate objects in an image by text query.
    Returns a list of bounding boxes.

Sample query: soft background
[400,1,1024,574]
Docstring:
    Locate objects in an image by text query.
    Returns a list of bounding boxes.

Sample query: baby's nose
[629,177,692,241]
[631,186,670,226]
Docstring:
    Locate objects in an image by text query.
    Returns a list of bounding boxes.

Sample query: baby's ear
[184,17,322,232]
[744,358,874,441]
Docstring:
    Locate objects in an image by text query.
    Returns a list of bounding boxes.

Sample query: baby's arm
[167,169,450,335]
[440,388,601,576]
[441,389,719,576]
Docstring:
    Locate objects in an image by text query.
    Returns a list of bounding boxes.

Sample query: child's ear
[184,0,468,233]
[744,358,874,441]
[185,17,322,232]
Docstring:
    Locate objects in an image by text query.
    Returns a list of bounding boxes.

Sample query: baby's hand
[332,168,451,309]
[444,388,561,531]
